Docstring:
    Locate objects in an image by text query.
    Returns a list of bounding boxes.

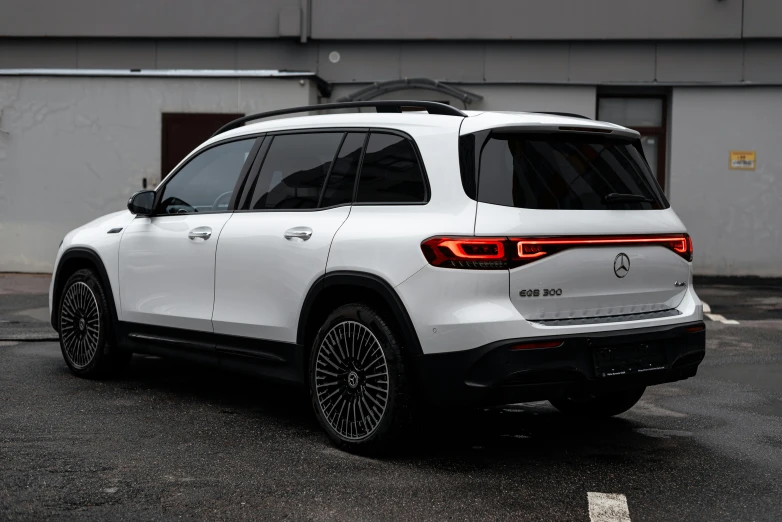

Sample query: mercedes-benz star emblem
[347,371,359,389]
[614,253,630,278]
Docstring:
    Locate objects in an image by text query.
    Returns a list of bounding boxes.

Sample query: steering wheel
[212,191,233,211]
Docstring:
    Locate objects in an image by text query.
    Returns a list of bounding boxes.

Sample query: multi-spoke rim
[315,321,390,441]
[60,282,101,369]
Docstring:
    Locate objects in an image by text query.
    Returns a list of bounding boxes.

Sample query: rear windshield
[471,132,667,210]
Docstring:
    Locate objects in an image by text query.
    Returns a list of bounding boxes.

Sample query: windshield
[475,132,668,210]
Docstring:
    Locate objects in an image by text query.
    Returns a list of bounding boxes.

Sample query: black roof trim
[211,100,466,137]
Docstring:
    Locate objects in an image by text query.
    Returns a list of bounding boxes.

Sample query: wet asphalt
[1,276,781,521]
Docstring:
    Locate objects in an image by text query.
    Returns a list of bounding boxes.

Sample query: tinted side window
[355,133,426,204]
[158,138,255,214]
[248,133,343,210]
[320,132,366,208]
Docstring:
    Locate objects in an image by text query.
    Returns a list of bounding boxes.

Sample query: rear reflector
[509,340,563,350]
[686,324,705,334]
[422,234,693,269]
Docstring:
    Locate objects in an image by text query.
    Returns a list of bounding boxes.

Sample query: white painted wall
[0,76,315,272]
[670,87,782,276]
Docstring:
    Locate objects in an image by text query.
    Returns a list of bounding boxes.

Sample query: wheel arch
[51,247,119,335]
[297,271,423,360]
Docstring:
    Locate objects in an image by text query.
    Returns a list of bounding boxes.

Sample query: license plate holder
[593,342,667,378]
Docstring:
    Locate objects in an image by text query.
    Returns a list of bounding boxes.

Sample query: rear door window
[355,133,426,204]
[477,133,667,210]
[247,132,343,210]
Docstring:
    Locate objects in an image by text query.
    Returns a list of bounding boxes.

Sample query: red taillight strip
[421,233,692,270]
[514,235,692,262]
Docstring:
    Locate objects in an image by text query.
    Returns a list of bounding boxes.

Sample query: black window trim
[151,133,265,217]
[232,126,432,213]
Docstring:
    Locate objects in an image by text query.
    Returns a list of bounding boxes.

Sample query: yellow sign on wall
[730,151,756,170]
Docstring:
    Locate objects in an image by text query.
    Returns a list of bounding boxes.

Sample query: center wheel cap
[78,318,86,331]
[347,371,359,389]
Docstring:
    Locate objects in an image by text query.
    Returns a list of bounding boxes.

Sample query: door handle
[284,227,313,242]
[188,226,212,241]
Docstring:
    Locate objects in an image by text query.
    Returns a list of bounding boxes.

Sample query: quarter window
[248,133,343,210]
[158,138,256,214]
[355,133,426,204]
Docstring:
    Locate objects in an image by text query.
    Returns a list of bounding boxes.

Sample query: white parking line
[587,492,631,522]
[702,301,740,324]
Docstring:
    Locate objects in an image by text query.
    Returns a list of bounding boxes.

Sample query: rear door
[471,130,691,324]
[212,131,365,346]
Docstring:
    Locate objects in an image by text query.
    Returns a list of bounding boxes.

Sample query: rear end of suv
[396,111,704,418]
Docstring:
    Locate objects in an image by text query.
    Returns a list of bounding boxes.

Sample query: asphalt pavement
[1,275,781,521]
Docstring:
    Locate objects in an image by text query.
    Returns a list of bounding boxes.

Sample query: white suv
[49,101,705,455]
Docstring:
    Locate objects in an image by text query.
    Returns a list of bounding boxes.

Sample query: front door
[119,137,258,331]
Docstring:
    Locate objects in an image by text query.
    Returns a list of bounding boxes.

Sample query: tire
[309,303,415,456]
[57,268,131,378]
[549,387,646,418]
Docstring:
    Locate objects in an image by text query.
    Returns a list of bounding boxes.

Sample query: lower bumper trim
[414,321,706,407]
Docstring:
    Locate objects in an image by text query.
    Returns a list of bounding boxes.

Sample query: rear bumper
[413,321,706,407]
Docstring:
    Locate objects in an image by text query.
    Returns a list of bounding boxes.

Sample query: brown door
[161,113,243,178]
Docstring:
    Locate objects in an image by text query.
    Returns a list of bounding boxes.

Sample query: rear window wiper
[604,192,656,204]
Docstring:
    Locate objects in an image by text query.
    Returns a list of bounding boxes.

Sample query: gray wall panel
[657,42,743,82]
[0,0,297,37]
[318,43,400,82]
[670,87,782,276]
[236,41,316,71]
[0,40,78,68]
[156,41,237,70]
[743,0,782,38]
[744,42,782,83]
[569,43,656,83]
[77,40,156,69]
[400,43,484,82]
[484,43,569,83]
[312,0,741,40]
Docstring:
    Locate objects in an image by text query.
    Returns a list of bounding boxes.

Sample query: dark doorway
[161,113,243,177]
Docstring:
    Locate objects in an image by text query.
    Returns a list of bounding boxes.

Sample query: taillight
[422,234,693,269]
[421,237,508,269]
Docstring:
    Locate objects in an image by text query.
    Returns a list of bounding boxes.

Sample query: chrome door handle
[284,227,313,242]
[188,226,212,241]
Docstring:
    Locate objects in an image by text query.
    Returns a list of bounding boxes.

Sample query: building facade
[1,0,781,275]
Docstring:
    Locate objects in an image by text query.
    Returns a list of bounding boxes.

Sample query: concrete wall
[4,39,782,86]
[669,87,782,276]
[0,76,316,272]
[5,0,779,39]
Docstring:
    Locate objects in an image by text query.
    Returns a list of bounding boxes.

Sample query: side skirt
[117,322,305,385]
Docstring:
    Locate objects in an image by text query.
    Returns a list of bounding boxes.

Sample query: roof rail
[534,111,592,120]
[211,100,466,137]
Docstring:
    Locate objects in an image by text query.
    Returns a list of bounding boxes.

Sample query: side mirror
[128,190,156,216]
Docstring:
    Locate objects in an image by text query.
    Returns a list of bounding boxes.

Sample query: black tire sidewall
[308,303,411,455]
[58,269,113,377]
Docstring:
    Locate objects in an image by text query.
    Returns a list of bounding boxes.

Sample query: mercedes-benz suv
[49,101,705,455]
